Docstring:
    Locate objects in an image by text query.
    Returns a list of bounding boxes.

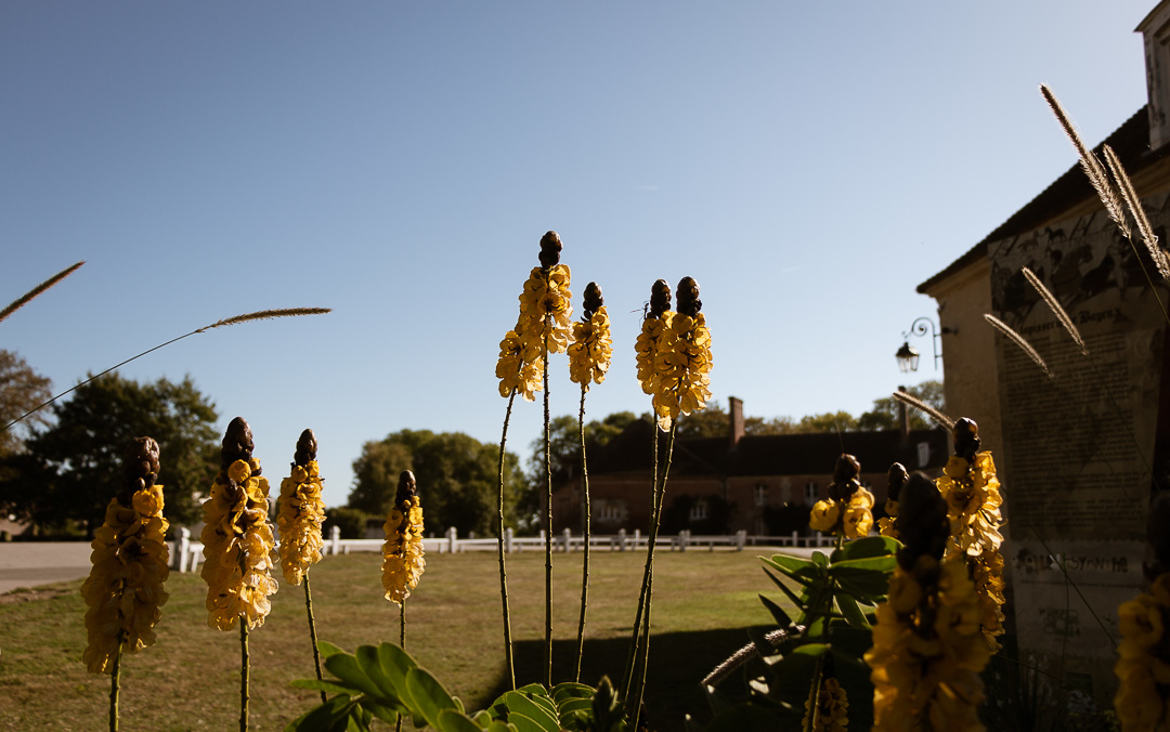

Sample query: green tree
[857,380,945,431]
[531,411,639,487]
[0,349,52,457]
[349,429,530,536]
[0,373,218,536]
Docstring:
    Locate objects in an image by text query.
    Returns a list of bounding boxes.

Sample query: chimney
[1138,1,1170,150]
[729,396,745,447]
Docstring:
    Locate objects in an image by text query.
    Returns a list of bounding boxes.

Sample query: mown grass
[0,548,786,730]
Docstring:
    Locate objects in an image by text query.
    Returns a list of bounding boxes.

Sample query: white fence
[170,526,835,573]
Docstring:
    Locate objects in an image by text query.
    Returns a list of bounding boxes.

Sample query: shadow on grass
[489,627,768,730]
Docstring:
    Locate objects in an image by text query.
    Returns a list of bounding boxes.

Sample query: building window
[596,499,628,523]
[689,499,709,521]
[754,484,767,507]
[804,481,818,504]
[917,441,931,468]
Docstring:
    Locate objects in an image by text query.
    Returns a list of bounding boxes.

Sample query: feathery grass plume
[277,429,327,702]
[892,390,955,431]
[1,306,331,434]
[1102,144,1170,281]
[200,418,278,732]
[381,471,425,606]
[0,260,84,326]
[808,454,876,544]
[1021,267,1088,355]
[865,473,989,730]
[878,462,908,539]
[567,282,613,681]
[82,437,170,732]
[983,313,1051,377]
[1039,84,1129,236]
[935,419,1006,651]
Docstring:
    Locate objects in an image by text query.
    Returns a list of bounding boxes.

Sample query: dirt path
[0,541,91,595]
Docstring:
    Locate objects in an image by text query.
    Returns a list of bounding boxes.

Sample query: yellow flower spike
[200,417,278,631]
[277,429,327,586]
[650,277,712,429]
[867,473,988,731]
[82,437,170,674]
[807,455,874,540]
[568,282,613,388]
[802,675,849,731]
[1115,573,1170,730]
[382,470,426,606]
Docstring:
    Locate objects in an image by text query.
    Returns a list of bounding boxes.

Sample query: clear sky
[0,1,1154,509]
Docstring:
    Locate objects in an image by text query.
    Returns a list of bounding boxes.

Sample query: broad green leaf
[284,694,355,732]
[324,653,381,698]
[764,553,813,574]
[344,711,364,732]
[376,643,416,703]
[318,641,345,660]
[515,682,550,697]
[838,535,899,559]
[758,593,793,627]
[835,592,869,629]
[762,568,807,609]
[501,691,559,732]
[832,567,893,598]
[518,689,557,717]
[557,698,593,715]
[405,666,458,730]
[291,678,362,696]
[505,712,547,732]
[831,555,897,573]
[363,701,399,725]
[438,709,486,732]
[552,682,593,703]
[356,645,397,699]
[811,551,829,567]
[485,721,516,732]
[473,710,493,726]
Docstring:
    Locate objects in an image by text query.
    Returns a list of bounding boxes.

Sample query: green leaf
[838,535,899,559]
[764,553,813,574]
[376,643,417,704]
[811,551,829,567]
[363,701,399,725]
[551,682,593,702]
[284,695,355,732]
[768,644,829,705]
[832,567,893,598]
[318,641,346,660]
[324,653,381,698]
[832,555,897,573]
[438,709,487,732]
[505,713,547,732]
[758,593,793,627]
[501,691,559,732]
[291,678,362,696]
[485,721,516,732]
[405,666,458,730]
[473,710,493,726]
[835,592,870,629]
[515,682,550,697]
[762,568,807,610]
[356,645,397,699]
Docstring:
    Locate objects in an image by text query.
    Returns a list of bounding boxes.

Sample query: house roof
[917,105,1165,294]
[586,418,948,479]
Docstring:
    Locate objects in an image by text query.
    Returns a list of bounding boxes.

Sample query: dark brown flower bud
[953,418,980,462]
[895,472,950,570]
[119,436,160,505]
[649,279,671,317]
[676,276,701,317]
[887,462,908,502]
[221,417,255,472]
[294,428,317,467]
[538,230,562,270]
[828,453,861,501]
[582,282,604,321]
[396,470,418,505]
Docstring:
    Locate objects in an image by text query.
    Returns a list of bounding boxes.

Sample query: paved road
[0,542,92,595]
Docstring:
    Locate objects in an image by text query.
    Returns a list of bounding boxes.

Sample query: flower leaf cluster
[287,641,629,732]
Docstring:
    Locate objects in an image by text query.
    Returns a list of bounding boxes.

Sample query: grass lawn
[1,547,787,731]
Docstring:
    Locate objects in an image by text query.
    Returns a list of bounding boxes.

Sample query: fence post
[330,525,341,556]
[618,528,626,551]
[736,530,746,551]
[634,529,641,548]
[447,527,458,554]
[505,527,513,554]
[562,528,571,552]
[177,527,191,572]
[791,530,798,547]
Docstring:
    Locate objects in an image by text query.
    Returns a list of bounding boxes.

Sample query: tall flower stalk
[628,276,712,725]
[807,454,876,545]
[567,282,613,681]
[381,470,426,608]
[865,472,990,730]
[935,418,1006,652]
[276,429,327,702]
[81,436,170,732]
[200,417,279,732]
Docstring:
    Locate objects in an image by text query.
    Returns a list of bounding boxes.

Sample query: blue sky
[0,2,1153,508]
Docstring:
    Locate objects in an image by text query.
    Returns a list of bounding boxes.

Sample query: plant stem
[804,655,825,732]
[621,415,659,699]
[543,327,553,688]
[496,390,518,689]
[108,634,124,732]
[632,421,678,727]
[303,574,326,704]
[396,600,406,732]
[574,384,591,682]
[240,619,250,732]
